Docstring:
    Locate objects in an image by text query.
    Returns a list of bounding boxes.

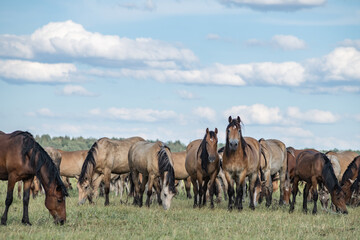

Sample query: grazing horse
[326,151,359,179]
[0,131,68,225]
[289,150,347,214]
[172,151,192,199]
[128,141,176,210]
[222,116,261,211]
[78,137,144,206]
[58,149,88,186]
[340,155,360,204]
[185,128,220,208]
[258,138,287,207]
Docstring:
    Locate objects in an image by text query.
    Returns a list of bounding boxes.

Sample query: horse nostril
[60,219,65,225]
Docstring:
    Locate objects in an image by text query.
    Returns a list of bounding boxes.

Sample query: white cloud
[192,107,217,122]
[271,126,314,138]
[26,108,57,118]
[286,107,338,123]
[0,60,76,83]
[339,39,360,50]
[118,0,156,11]
[206,34,221,40]
[60,84,97,97]
[219,0,326,11]
[0,35,33,59]
[224,104,283,125]
[89,107,178,122]
[271,35,306,50]
[177,90,198,100]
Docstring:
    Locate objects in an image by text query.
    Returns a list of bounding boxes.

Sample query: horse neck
[37,163,55,195]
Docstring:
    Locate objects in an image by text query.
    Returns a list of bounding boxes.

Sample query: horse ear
[228,116,232,123]
[215,128,218,134]
[206,128,209,134]
[237,116,241,123]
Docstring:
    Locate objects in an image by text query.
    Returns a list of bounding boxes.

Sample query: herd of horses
[0,117,359,226]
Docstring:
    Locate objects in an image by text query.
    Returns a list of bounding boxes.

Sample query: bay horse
[128,141,176,210]
[185,128,220,208]
[222,116,261,211]
[78,136,144,206]
[172,151,192,199]
[289,150,347,214]
[0,131,68,225]
[258,138,287,207]
[326,151,359,179]
[340,155,360,204]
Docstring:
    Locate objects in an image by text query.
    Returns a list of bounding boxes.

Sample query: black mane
[341,155,359,185]
[79,141,98,184]
[11,131,68,196]
[198,130,216,173]
[321,153,341,193]
[158,145,176,193]
[225,118,247,158]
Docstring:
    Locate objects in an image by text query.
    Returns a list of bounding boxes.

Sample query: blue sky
[0,0,359,150]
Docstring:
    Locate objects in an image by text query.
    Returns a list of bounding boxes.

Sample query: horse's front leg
[208,171,218,209]
[190,177,198,208]
[146,175,155,207]
[224,171,234,211]
[289,176,299,213]
[103,170,112,206]
[248,173,259,210]
[236,170,247,211]
[303,183,311,214]
[21,177,34,225]
[197,174,204,209]
[264,169,272,208]
[1,175,16,225]
[201,178,210,207]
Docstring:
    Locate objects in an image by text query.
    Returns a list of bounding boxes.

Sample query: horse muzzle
[229,139,239,151]
[208,155,216,163]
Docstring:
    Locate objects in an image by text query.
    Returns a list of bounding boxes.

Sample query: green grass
[0,181,359,240]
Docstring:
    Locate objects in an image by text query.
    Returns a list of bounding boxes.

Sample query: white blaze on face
[160,175,175,210]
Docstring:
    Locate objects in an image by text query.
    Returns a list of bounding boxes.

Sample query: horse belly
[270,160,282,175]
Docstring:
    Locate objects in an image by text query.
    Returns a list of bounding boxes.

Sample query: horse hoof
[22,220,32,226]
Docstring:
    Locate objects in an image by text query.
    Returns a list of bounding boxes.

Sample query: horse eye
[164,193,167,197]
[57,199,63,203]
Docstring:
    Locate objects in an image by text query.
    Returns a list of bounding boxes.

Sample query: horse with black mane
[128,141,176,210]
[0,131,68,225]
[222,116,261,211]
[340,155,360,205]
[185,128,220,208]
[289,150,347,214]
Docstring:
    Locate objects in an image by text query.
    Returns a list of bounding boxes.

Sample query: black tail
[129,172,135,197]
[79,141,97,184]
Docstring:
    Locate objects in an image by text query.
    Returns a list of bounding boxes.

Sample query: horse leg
[264,169,272,208]
[1,176,16,225]
[279,167,286,206]
[224,171,234,211]
[208,172,218,209]
[90,174,103,204]
[197,175,204,209]
[103,171,111,206]
[17,181,22,199]
[248,173,258,210]
[303,183,311,214]
[237,171,248,211]
[138,175,148,208]
[311,178,318,215]
[201,178,209,207]
[289,176,299,213]
[131,171,140,206]
[146,175,155,207]
[234,176,242,208]
[21,178,33,225]
[185,177,192,199]
[190,177,198,208]
[153,178,162,205]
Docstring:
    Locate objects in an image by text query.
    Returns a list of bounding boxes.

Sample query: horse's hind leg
[185,177,192,199]
[138,175,148,208]
[302,183,311,214]
[190,177,198,208]
[21,178,33,225]
[146,175,155,207]
[1,176,16,225]
[289,176,299,213]
[311,178,318,214]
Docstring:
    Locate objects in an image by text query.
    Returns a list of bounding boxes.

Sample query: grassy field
[0,181,359,240]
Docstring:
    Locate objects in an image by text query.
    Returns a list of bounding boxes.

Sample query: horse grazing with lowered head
[258,138,287,207]
[185,128,220,208]
[128,141,176,210]
[289,150,347,214]
[0,131,68,225]
[172,151,192,199]
[222,116,261,211]
[78,136,144,206]
[340,155,360,205]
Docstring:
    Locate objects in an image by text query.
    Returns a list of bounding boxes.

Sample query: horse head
[226,116,242,152]
[330,185,348,214]
[44,179,68,225]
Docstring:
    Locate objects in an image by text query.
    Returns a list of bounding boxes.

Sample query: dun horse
[172,151,192,199]
[185,128,220,208]
[0,131,68,225]
[222,116,261,211]
[258,138,287,207]
[289,150,347,214]
[128,141,176,210]
[78,136,144,206]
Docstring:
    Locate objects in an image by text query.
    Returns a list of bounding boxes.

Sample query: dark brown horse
[289,150,347,214]
[340,155,360,204]
[0,131,68,225]
[185,128,220,208]
[222,116,261,211]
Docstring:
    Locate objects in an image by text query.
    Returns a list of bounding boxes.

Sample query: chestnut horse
[172,151,192,199]
[340,155,360,204]
[128,141,176,210]
[289,150,347,214]
[78,136,144,206]
[185,128,220,208]
[222,116,261,211]
[258,138,287,207]
[0,131,68,225]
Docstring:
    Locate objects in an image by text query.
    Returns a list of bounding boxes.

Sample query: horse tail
[79,141,98,184]
[321,153,340,192]
[158,144,176,193]
[128,172,135,197]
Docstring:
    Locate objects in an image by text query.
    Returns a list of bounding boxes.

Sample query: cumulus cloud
[286,107,338,123]
[0,60,76,83]
[89,107,178,122]
[59,84,97,97]
[219,0,326,11]
[192,107,217,122]
[271,126,314,137]
[271,35,306,50]
[339,39,360,50]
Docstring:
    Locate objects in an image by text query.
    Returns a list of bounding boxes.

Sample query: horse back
[185,139,201,177]
[244,137,261,173]
[295,150,324,182]
[172,151,188,179]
